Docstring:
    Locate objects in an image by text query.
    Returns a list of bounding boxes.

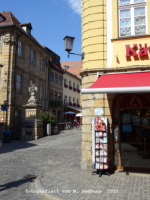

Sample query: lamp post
[63,36,85,59]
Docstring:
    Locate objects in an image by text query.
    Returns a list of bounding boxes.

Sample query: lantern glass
[63,36,75,52]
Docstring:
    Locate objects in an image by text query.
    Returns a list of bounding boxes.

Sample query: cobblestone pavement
[1,130,150,200]
[0,130,78,200]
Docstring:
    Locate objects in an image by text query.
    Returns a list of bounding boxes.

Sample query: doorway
[113,93,150,171]
[120,109,150,169]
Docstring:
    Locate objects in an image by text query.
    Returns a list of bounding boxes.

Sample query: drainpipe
[13,31,22,138]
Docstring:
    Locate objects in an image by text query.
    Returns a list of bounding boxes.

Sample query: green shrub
[39,110,55,125]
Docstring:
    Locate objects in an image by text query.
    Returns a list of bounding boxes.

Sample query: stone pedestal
[21,104,43,140]
[21,84,43,140]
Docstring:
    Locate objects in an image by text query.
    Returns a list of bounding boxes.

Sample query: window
[77,85,79,90]
[69,97,71,102]
[59,76,62,85]
[31,50,35,65]
[119,0,147,37]
[77,99,79,104]
[54,92,57,100]
[54,74,58,83]
[18,41,23,57]
[50,72,53,81]
[69,81,71,86]
[64,79,66,85]
[16,74,22,93]
[58,93,61,101]
[50,90,53,100]
[73,83,75,88]
[27,28,31,35]
[40,84,44,99]
[41,57,44,71]
[73,98,75,103]
[29,80,34,96]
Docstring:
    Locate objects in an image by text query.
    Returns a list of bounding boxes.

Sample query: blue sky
[1,0,82,62]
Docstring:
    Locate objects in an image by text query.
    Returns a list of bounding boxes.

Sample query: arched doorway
[112,93,150,171]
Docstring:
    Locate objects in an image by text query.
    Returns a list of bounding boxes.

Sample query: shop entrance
[120,109,150,170]
[113,93,150,171]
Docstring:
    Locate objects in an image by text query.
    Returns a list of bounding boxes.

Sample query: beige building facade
[0,11,61,139]
[81,0,150,172]
[62,66,81,117]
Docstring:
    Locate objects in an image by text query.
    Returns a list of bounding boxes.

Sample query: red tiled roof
[61,60,82,78]
[0,11,45,52]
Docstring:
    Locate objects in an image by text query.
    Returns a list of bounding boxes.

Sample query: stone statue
[22,84,43,141]
[27,84,38,105]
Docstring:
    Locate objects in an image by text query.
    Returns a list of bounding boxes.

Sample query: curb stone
[34,173,63,200]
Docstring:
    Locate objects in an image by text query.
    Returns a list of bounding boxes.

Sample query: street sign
[1,105,7,111]
[4,100,8,105]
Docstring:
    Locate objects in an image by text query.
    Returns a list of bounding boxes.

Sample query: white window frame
[40,84,44,99]
[41,57,44,71]
[31,49,35,65]
[16,74,22,93]
[118,0,147,37]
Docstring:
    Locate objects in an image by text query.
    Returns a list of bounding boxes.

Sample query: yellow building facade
[81,0,150,171]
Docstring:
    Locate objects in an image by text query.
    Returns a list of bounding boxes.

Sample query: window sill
[111,34,150,41]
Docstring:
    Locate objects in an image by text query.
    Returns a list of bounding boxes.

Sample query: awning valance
[81,72,150,94]
[65,105,82,112]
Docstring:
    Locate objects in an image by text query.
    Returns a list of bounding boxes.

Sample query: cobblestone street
[0,130,150,200]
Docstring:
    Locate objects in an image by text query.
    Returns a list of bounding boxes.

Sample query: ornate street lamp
[63,36,85,59]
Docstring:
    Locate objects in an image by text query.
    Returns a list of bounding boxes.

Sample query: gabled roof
[0,11,60,59]
[61,60,82,78]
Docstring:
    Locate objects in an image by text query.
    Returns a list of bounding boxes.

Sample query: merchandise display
[92,116,110,177]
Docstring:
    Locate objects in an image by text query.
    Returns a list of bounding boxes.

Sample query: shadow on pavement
[0,177,36,192]
[0,140,38,154]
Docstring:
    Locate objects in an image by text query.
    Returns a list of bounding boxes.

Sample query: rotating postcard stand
[92,117,110,177]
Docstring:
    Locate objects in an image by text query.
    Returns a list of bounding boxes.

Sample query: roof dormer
[20,23,32,35]
[0,14,6,23]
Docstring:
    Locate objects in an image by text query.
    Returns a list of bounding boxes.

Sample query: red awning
[81,72,150,94]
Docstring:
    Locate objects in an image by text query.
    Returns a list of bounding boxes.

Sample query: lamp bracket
[68,52,85,59]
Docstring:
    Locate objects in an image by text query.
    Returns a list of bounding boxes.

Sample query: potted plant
[39,110,55,136]
[73,88,77,92]
[64,84,68,88]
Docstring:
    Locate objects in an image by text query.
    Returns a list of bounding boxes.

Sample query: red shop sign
[125,44,149,57]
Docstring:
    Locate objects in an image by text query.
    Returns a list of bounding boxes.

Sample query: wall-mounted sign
[126,44,149,58]
[142,117,149,127]
[122,125,132,132]
[123,114,130,124]
[95,107,104,116]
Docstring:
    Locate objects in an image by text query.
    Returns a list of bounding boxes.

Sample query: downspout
[13,32,22,137]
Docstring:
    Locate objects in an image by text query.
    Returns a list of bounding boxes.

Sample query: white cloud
[67,0,81,15]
